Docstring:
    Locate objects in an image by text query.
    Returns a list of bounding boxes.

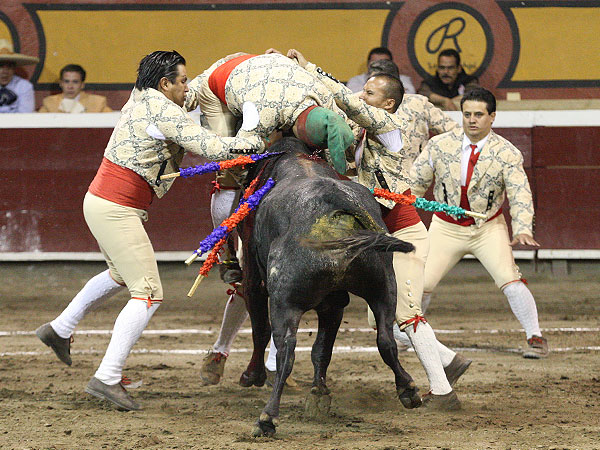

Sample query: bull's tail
[303,229,414,255]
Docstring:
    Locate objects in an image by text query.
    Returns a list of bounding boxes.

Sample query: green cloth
[305,107,353,175]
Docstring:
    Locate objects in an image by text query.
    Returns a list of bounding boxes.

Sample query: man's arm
[100,96,113,112]
[286,49,406,139]
[153,101,264,159]
[417,80,458,111]
[424,98,460,135]
[503,149,538,244]
[410,141,435,197]
[16,81,35,113]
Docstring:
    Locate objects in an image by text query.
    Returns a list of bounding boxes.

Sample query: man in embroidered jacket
[35,50,265,411]
[283,49,473,410]
[411,87,548,359]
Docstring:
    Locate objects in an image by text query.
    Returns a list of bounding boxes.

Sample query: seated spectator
[346,46,416,95]
[39,64,112,113]
[0,39,38,113]
[417,48,479,111]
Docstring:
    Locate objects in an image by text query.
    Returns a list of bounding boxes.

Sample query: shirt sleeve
[425,99,460,135]
[306,63,407,136]
[503,149,535,236]
[185,56,228,112]
[152,101,264,160]
[16,80,35,113]
[345,74,366,93]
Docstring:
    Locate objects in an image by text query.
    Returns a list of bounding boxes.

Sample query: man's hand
[265,48,282,55]
[444,97,459,111]
[510,234,540,247]
[286,49,308,69]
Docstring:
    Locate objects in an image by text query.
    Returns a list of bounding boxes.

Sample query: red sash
[208,54,257,104]
[381,189,422,233]
[88,157,154,210]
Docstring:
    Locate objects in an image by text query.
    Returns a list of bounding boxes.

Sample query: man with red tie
[411,87,549,359]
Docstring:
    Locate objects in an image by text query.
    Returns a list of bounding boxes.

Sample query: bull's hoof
[397,385,422,409]
[252,416,277,437]
[239,369,266,388]
[304,385,332,419]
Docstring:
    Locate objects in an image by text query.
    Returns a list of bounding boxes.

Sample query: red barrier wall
[0,129,214,252]
[1,123,598,253]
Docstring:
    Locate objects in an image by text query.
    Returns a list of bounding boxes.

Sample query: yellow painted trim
[511,7,600,81]
[36,9,390,84]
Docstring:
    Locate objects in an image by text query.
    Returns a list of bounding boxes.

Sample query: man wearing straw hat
[0,39,38,113]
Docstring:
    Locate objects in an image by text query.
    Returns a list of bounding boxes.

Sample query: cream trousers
[368,221,429,328]
[83,192,163,300]
[424,214,522,292]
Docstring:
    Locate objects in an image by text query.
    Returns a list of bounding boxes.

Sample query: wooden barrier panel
[1,112,599,254]
[532,127,600,167]
[0,128,215,252]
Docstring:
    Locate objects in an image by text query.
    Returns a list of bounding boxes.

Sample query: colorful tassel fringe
[372,187,467,218]
[179,152,281,179]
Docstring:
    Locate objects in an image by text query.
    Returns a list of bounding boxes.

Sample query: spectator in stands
[346,46,415,95]
[39,64,112,113]
[0,39,38,113]
[418,49,479,111]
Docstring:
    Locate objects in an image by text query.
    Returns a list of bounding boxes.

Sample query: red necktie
[465,144,479,186]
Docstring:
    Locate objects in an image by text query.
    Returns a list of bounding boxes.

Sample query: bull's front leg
[239,258,270,387]
[305,294,347,418]
[253,308,302,437]
[239,295,270,387]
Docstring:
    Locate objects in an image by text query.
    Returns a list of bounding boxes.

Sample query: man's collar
[462,132,491,152]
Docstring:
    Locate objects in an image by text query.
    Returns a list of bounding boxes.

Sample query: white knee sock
[502,281,542,339]
[404,323,452,395]
[421,292,432,314]
[394,322,456,367]
[51,269,124,339]
[436,340,457,367]
[265,337,277,371]
[95,299,160,385]
[393,322,412,347]
[212,292,248,355]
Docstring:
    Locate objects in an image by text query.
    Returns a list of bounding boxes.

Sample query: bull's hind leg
[366,287,422,409]
[253,304,303,437]
[305,291,349,418]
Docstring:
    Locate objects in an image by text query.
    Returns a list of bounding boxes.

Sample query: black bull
[237,137,422,436]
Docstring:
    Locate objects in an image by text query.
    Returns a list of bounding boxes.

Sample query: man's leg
[471,216,548,358]
[210,185,243,283]
[82,193,163,410]
[422,216,469,307]
[36,269,125,366]
[200,288,248,385]
[390,222,467,409]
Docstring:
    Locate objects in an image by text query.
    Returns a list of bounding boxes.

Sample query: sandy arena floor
[1,260,599,450]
